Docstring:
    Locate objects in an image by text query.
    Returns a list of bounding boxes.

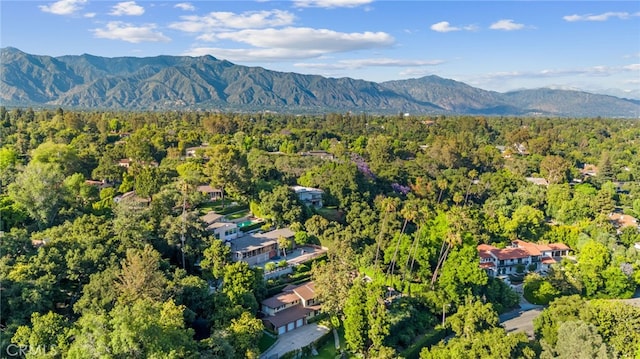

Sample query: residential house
[525,177,549,186]
[609,212,640,234]
[299,150,335,160]
[200,211,238,241]
[118,158,159,169]
[230,227,295,266]
[478,240,571,276]
[85,179,113,190]
[185,145,209,159]
[261,281,321,335]
[113,190,151,206]
[291,186,324,208]
[197,185,223,201]
[118,158,132,169]
[580,164,598,178]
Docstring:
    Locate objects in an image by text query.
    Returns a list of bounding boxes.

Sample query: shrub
[523,273,560,305]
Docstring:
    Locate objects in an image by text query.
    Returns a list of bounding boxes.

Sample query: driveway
[499,296,544,339]
[260,323,330,359]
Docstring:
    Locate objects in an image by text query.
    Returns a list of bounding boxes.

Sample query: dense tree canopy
[1,108,639,358]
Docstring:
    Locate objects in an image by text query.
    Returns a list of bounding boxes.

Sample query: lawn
[308,328,354,359]
[226,210,250,220]
[258,332,277,353]
[196,199,247,215]
[315,207,343,222]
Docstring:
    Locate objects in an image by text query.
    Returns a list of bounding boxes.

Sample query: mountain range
[1,47,638,118]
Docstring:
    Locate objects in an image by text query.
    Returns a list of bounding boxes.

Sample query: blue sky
[1,0,639,98]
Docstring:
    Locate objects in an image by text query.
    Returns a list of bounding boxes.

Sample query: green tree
[447,298,499,339]
[70,299,197,358]
[344,278,368,354]
[539,154,571,184]
[116,245,168,304]
[134,166,162,201]
[30,141,79,176]
[437,245,488,306]
[523,273,560,305]
[541,320,611,359]
[311,242,356,319]
[200,239,231,280]
[0,145,19,171]
[228,312,264,359]
[421,328,535,359]
[504,205,546,240]
[12,311,72,357]
[205,144,251,209]
[366,286,390,355]
[8,162,66,229]
[259,185,305,228]
[534,295,585,347]
[222,261,262,313]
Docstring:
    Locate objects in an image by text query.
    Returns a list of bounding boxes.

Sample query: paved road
[260,323,330,359]
[499,295,544,339]
[499,289,640,339]
[500,307,543,338]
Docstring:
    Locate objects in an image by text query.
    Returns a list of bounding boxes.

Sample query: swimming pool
[238,220,253,228]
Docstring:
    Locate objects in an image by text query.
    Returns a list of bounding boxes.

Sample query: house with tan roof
[230,227,295,266]
[608,212,639,234]
[200,211,238,241]
[291,186,324,208]
[197,185,223,201]
[478,240,570,276]
[261,281,321,335]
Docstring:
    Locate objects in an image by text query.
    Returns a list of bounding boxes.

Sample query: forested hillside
[1,108,639,358]
[2,47,640,117]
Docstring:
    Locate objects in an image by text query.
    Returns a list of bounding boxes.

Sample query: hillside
[1,47,638,117]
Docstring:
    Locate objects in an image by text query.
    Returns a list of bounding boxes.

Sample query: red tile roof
[548,243,570,251]
[477,244,495,259]
[512,240,542,256]
[492,247,531,261]
[477,240,571,261]
[541,257,557,264]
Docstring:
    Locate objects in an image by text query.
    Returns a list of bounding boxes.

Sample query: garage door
[287,322,295,331]
[278,326,286,335]
[296,319,303,328]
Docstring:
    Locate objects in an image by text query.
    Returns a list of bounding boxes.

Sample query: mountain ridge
[1,47,638,117]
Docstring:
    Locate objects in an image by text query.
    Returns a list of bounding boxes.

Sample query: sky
[1,0,640,99]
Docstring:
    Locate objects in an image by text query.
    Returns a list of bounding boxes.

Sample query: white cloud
[563,11,640,22]
[84,12,96,18]
[183,47,323,62]
[216,27,394,52]
[480,64,639,81]
[184,27,394,61]
[293,0,373,8]
[489,19,525,31]
[92,21,170,43]
[430,21,477,33]
[110,1,145,16]
[175,3,195,11]
[430,21,460,32]
[170,10,295,32]
[39,0,87,15]
[295,58,444,71]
